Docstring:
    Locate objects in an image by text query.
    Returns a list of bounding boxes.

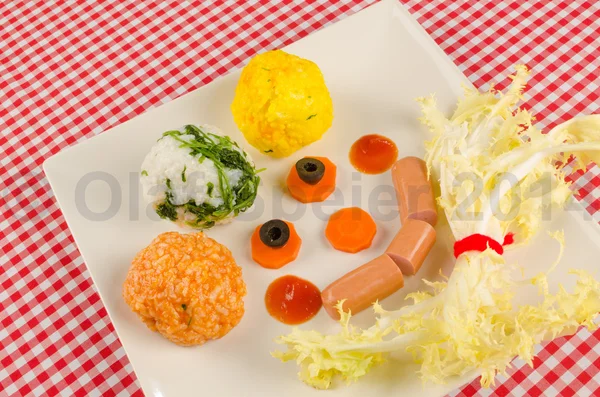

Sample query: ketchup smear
[265,275,322,325]
[349,134,398,174]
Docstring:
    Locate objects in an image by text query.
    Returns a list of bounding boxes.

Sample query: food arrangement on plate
[123,49,600,389]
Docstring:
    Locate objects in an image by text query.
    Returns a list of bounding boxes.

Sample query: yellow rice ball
[231,50,333,158]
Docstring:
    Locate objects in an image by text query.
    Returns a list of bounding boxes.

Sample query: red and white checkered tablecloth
[1,1,599,396]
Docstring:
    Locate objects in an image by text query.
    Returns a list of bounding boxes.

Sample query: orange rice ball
[123,232,247,346]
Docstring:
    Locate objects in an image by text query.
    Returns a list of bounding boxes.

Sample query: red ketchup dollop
[265,275,322,325]
[349,134,398,174]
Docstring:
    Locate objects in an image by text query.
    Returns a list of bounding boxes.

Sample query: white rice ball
[140,124,259,228]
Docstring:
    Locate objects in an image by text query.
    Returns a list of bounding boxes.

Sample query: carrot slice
[286,157,337,203]
[251,221,302,269]
[325,207,377,253]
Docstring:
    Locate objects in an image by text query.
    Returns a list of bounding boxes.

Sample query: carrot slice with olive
[286,157,337,203]
[251,220,302,269]
[325,207,377,253]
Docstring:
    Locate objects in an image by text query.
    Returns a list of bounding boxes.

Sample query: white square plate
[44,1,600,396]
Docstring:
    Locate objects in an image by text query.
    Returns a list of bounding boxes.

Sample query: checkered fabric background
[1,0,599,396]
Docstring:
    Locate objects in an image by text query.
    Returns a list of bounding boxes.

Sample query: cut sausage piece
[321,254,404,320]
[386,218,436,275]
[392,156,438,226]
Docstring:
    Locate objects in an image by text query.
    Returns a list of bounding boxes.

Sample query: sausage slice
[386,218,436,275]
[321,254,404,320]
[392,156,437,226]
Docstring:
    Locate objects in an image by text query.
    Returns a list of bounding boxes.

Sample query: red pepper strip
[453,232,515,258]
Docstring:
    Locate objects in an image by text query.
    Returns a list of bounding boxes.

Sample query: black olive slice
[295,157,325,185]
[259,219,290,248]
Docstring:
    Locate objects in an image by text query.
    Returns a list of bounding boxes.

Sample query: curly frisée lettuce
[274,255,600,388]
[140,124,262,229]
[272,66,600,389]
[421,65,600,244]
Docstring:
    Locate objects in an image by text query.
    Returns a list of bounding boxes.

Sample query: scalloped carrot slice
[251,221,302,269]
[286,156,337,203]
[325,207,377,253]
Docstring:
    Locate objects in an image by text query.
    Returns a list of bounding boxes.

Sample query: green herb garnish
[264,149,274,153]
[307,114,317,120]
[207,182,214,197]
[166,178,172,189]
[141,170,148,176]
[182,304,187,310]
[155,192,178,221]
[182,166,187,182]
[262,67,271,71]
